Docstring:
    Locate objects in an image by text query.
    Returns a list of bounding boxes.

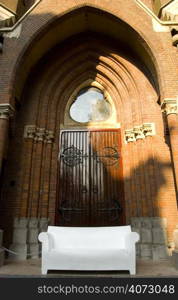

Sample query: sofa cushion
[46,248,130,270]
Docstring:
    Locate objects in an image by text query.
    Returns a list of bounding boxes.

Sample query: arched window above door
[69,87,112,123]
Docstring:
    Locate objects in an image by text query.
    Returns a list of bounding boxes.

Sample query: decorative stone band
[24,125,54,143]
[0,103,15,119]
[125,123,155,143]
[161,98,178,115]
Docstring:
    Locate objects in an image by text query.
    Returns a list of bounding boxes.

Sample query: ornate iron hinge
[60,145,119,167]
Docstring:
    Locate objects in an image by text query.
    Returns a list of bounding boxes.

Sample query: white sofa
[38,225,139,275]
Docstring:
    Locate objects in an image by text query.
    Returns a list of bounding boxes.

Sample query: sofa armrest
[125,232,140,251]
[38,232,53,252]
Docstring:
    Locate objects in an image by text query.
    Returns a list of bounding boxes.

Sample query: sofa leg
[130,268,136,275]
[42,267,48,275]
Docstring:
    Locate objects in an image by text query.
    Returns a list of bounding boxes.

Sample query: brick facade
[0,0,178,256]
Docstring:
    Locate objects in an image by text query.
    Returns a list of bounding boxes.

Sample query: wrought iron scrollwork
[58,200,87,222]
[60,146,86,167]
[98,199,122,221]
[60,145,119,167]
[98,200,122,212]
[58,199,122,222]
[94,147,119,166]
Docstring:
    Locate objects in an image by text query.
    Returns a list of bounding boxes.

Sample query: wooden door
[56,130,124,226]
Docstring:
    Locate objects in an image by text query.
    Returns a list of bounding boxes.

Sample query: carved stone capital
[133,126,145,140]
[24,125,36,139]
[24,125,55,143]
[161,98,178,115]
[125,123,155,143]
[125,129,136,143]
[45,130,55,144]
[35,128,46,142]
[0,103,14,120]
[142,123,155,137]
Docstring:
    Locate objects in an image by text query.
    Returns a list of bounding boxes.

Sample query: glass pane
[70,87,111,123]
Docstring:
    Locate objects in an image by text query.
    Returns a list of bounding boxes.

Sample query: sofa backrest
[47,226,131,249]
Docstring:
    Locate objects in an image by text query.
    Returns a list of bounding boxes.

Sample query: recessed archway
[9,30,159,225]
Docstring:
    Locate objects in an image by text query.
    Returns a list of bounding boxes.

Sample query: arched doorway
[49,31,158,227]
[56,86,125,226]
[1,29,159,235]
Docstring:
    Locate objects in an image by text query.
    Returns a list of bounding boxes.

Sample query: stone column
[131,217,142,258]
[0,104,14,172]
[28,218,39,259]
[20,125,36,217]
[40,130,54,217]
[27,218,49,259]
[9,218,28,260]
[9,217,50,260]
[30,127,45,218]
[152,217,168,260]
[162,98,178,196]
[39,218,49,232]
[140,218,153,260]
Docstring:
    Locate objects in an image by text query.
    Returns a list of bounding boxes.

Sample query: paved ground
[0,258,178,277]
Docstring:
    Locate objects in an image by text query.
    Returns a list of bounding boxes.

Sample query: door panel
[58,131,90,226]
[56,130,124,226]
